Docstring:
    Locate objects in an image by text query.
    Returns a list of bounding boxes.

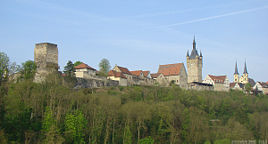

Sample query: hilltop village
[33,38,268,95]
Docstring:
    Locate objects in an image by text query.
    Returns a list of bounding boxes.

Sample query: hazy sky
[0,0,267,82]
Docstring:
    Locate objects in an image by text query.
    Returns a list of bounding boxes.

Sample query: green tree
[123,123,132,144]
[64,60,75,77]
[98,58,111,75]
[245,83,252,94]
[74,61,83,67]
[64,110,87,144]
[42,107,64,144]
[139,136,154,144]
[21,60,36,80]
[0,52,10,85]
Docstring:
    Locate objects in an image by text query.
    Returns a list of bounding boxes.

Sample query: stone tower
[34,43,58,82]
[186,36,203,83]
[239,61,248,84]
[234,61,239,83]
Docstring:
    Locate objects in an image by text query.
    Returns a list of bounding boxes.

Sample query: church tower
[239,61,249,84]
[234,61,239,83]
[186,36,203,83]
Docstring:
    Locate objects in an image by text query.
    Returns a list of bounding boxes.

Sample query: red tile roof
[108,70,127,79]
[266,81,268,84]
[208,75,227,84]
[150,73,160,78]
[142,71,150,77]
[75,63,96,71]
[117,66,132,75]
[130,70,150,77]
[130,70,143,76]
[157,63,183,76]
[230,82,244,88]
[229,82,236,88]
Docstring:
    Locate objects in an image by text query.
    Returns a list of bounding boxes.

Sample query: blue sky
[0,0,267,82]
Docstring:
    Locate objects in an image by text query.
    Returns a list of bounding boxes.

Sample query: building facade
[253,82,268,95]
[151,63,188,87]
[107,70,128,86]
[233,61,249,84]
[203,75,230,91]
[186,37,203,83]
[74,63,97,79]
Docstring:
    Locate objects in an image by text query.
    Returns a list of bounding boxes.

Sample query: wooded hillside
[0,74,268,144]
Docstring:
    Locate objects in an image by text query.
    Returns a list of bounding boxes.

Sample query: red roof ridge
[150,73,161,78]
[130,70,143,76]
[75,63,96,71]
[116,65,132,75]
[208,74,227,83]
[142,71,150,77]
[158,63,183,76]
[108,70,127,79]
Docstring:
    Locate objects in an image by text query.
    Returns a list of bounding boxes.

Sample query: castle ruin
[34,43,59,82]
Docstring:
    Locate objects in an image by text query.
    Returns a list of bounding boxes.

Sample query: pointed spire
[189,35,199,59]
[193,35,196,50]
[200,50,202,57]
[243,61,248,74]
[234,61,239,75]
[187,50,189,57]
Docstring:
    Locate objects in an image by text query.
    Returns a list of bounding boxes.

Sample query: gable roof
[142,71,150,77]
[257,82,268,88]
[157,63,183,76]
[248,78,255,87]
[208,75,227,84]
[150,73,160,78]
[130,70,150,77]
[130,70,143,76]
[116,66,132,75]
[108,70,127,79]
[230,83,236,88]
[230,82,244,88]
[75,63,96,71]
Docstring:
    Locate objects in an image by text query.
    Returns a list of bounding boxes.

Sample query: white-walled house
[113,65,134,85]
[230,82,245,91]
[203,75,229,91]
[107,70,128,86]
[253,82,268,95]
[74,63,97,79]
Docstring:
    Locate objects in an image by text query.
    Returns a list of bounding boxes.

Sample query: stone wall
[187,57,202,83]
[34,43,58,83]
[179,65,188,88]
[74,78,119,88]
[187,82,213,91]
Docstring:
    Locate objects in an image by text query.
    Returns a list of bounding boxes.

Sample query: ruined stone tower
[34,43,58,82]
[186,36,203,83]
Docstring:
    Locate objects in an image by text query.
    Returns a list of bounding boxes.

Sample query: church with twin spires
[234,61,249,84]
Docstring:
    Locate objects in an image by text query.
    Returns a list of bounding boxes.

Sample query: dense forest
[0,52,268,144]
